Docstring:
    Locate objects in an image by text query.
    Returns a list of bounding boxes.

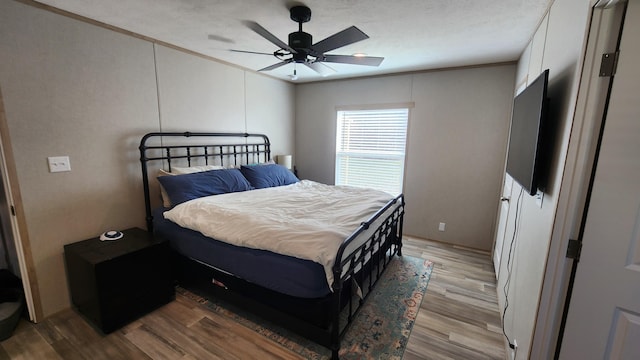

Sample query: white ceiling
[34,0,552,83]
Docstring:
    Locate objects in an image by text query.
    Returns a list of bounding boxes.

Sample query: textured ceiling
[33,0,552,83]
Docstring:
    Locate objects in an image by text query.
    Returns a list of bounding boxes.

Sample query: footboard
[329,193,405,358]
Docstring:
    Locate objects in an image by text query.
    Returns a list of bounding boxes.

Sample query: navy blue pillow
[240,164,299,189]
[157,168,253,206]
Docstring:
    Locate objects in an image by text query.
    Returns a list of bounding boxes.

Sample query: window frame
[334,104,412,195]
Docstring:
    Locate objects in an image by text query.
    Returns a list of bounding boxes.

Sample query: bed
[139,132,405,359]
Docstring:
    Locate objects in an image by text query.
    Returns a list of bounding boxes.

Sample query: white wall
[0,0,295,318]
[245,71,295,158]
[495,0,591,358]
[296,65,516,250]
[155,45,246,132]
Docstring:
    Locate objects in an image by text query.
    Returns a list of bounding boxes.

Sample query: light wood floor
[0,237,505,359]
[402,237,505,360]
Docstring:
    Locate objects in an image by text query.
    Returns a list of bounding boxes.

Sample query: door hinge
[10,205,15,216]
[566,239,582,260]
[599,51,620,77]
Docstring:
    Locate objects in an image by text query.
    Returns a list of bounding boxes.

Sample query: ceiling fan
[233,5,384,78]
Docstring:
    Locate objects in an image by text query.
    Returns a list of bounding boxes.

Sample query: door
[0,86,37,321]
[559,0,640,357]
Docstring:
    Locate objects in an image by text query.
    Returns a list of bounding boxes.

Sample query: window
[335,107,409,195]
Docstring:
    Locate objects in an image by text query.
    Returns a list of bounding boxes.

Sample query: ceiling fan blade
[322,54,384,66]
[311,26,369,54]
[305,62,337,77]
[243,21,297,54]
[229,49,274,56]
[258,61,291,72]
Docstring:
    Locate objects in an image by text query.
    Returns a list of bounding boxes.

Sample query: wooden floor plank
[404,237,505,360]
[0,236,505,359]
[0,321,62,360]
[124,324,186,360]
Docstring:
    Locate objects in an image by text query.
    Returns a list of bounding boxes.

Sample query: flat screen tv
[505,69,549,196]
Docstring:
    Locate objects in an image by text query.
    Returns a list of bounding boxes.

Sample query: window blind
[335,108,409,195]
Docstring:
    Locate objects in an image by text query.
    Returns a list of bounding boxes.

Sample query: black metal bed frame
[139,132,405,359]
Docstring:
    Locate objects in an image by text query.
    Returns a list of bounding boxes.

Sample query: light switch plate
[48,156,71,173]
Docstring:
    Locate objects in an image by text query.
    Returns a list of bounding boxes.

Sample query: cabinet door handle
[501,197,510,202]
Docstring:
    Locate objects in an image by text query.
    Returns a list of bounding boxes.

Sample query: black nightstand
[64,228,174,333]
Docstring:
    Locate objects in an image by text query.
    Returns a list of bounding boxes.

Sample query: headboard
[139,132,271,231]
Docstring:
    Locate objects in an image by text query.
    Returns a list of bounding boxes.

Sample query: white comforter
[163,180,394,287]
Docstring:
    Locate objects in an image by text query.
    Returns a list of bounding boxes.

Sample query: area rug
[178,255,433,359]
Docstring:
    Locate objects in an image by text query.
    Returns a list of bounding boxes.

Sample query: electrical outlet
[48,156,71,173]
[509,339,518,360]
[438,222,446,231]
[535,189,544,208]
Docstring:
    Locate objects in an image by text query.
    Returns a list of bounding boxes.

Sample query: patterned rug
[178,255,433,359]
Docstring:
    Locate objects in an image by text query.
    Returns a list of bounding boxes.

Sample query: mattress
[162,180,394,287]
[153,208,331,298]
